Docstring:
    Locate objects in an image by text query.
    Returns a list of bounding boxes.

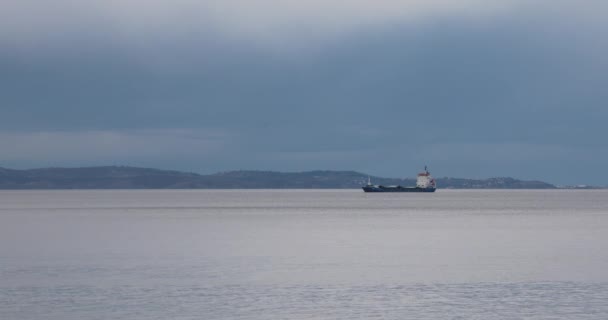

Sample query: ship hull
[362,186,436,193]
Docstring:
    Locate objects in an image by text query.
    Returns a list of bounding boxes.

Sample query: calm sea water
[1,190,608,319]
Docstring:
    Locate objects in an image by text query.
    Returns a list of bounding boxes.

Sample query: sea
[1,189,608,319]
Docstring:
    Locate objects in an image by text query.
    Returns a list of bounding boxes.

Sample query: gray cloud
[1,0,607,184]
[0,0,519,46]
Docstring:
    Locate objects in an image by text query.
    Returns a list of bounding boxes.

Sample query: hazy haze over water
[1,190,608,319]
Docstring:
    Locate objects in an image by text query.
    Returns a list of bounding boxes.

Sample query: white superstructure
[416,166,436,189]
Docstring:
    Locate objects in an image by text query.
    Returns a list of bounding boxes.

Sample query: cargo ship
[362,166,436,193]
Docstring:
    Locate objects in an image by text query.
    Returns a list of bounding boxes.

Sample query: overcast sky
[1,0,607,184]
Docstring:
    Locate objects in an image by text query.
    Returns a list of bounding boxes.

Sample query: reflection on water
[1,190,608,319]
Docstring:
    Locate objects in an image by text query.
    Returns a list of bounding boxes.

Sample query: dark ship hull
[362,186,436,193]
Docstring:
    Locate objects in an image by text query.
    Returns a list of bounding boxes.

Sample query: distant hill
[0,166,557,189]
